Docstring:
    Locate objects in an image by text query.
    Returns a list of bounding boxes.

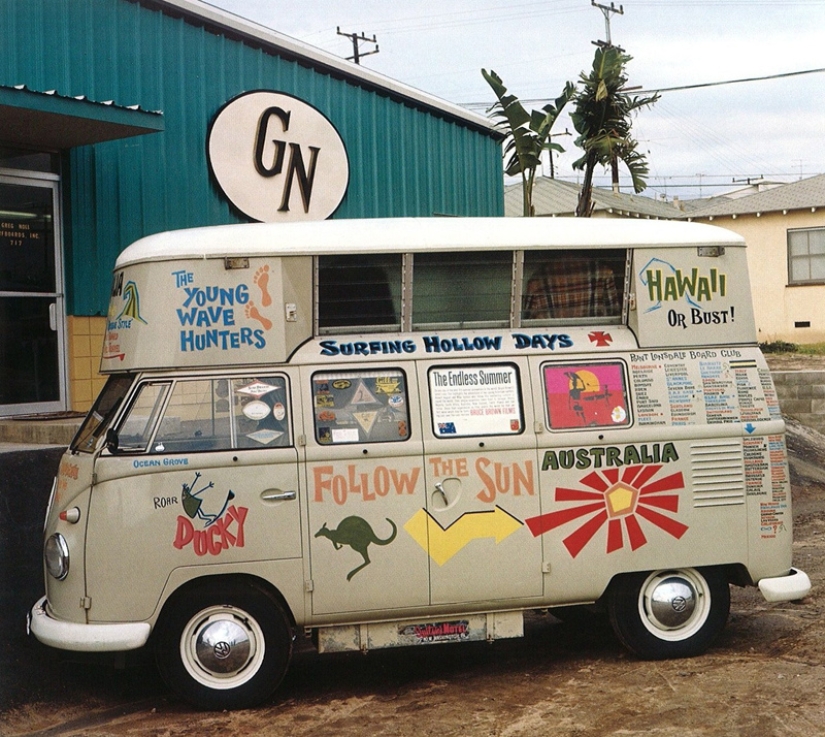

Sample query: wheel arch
[152,572,298,640]
[599,562,745,604]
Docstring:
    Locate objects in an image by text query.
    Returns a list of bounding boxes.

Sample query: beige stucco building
[685,175,825,345]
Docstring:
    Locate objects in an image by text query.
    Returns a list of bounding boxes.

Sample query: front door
[0,176,65,415]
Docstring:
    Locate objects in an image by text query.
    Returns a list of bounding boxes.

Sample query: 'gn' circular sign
[208,91,349,222]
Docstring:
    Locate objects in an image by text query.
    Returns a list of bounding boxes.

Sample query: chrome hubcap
[180,605,265,689]
[639,569,710,641]
[195,617,252,675]
[648,576,697,629]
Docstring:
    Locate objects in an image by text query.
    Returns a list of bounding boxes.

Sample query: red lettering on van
[173,505,248,557]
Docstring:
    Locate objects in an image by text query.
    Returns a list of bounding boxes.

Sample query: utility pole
[591,1,624,50]
[336,28,379,65]
[546,129,571,179]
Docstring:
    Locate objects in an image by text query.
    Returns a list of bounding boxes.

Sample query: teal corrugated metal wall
[0,0,504,315]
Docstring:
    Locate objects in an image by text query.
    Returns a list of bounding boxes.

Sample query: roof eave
[138,0,497,137]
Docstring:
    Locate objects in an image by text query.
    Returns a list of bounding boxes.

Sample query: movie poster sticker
[543,362,630,430]
[428,364,522,437]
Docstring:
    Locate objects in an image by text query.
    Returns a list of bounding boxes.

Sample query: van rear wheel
[607,567,729,659]
[154,580,292,710]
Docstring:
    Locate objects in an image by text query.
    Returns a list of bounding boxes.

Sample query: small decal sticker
[242,399,271,421]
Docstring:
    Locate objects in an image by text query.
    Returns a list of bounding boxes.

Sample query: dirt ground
[3,414,825,736]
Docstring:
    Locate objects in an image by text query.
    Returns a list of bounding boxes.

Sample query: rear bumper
[28,596,151,652]
[758,568,812,603]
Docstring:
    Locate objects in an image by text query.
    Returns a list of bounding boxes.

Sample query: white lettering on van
[313,465,421,505]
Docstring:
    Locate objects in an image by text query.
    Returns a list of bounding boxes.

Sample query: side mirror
[105,428,120,454]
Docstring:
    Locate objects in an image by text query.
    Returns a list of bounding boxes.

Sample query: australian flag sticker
[438,422,456,435]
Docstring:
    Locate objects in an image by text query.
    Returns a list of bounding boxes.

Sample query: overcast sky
[205,0,825,201]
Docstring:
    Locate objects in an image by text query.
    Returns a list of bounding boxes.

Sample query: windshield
[71,374,135,453]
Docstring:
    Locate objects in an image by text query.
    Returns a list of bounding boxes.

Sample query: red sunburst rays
[525,464,688,558]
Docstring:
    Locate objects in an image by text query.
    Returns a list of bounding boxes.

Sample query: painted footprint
[254,265,272,307]
[245,301,273,330]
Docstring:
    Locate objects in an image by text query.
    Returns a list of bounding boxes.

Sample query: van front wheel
[607,567,730,659]
[155,581,293,710]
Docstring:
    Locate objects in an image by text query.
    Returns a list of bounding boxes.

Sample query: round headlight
[45,533,69,580]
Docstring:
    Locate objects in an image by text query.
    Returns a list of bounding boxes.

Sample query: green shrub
[759,340,798,354]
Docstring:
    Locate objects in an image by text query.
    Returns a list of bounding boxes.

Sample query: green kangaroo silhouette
[315,516,397,581]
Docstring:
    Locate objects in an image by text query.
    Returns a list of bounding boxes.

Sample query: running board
[315,611,524,654]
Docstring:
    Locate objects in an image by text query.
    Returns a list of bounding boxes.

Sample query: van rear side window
[522,249,626,323]
[543,361,631,430]
[312,369,410,444]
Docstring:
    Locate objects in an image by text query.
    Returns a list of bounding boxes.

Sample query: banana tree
[482,69,575,217]
[570,46,659,217]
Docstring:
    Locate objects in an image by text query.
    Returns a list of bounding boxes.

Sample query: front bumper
[758,567,812,603]
[28,596,151,652]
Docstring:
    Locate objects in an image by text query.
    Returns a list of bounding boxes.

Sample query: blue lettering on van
[512,333,573,350]
[319,339,417,357]
[180,328,266,351]
[422,336,502,353]
[173,274,270,352]
[181,284,250,309]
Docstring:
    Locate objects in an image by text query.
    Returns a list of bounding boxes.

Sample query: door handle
[260,489,297,502]
[434,482,449,506]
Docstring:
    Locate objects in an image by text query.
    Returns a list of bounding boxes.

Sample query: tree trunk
[576,150,598,217]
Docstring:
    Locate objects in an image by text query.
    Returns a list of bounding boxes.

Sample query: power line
[460,66,825,109]
[639,66,825,94]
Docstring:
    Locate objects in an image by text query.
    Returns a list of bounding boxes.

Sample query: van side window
[312,369,410,444]
[318,254,401,332]
[412,251,512,329]
[428,363,524,437]
[115,376,292,454]
[542,361,631,430]
[522,249,626,323]
[153,379,232,452]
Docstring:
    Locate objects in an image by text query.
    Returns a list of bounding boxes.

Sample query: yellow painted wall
[67,316,108,412]
[693,211,825,344]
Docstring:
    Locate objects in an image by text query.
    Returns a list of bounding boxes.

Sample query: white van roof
[115,217,746,267]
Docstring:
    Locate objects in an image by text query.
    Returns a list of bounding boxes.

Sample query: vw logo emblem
[213,641,232,660]
[671,596,688,612]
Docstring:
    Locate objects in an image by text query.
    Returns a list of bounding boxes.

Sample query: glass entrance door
[0,177,65,415]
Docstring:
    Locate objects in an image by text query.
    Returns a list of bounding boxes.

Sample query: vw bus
[30,217,810,709]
